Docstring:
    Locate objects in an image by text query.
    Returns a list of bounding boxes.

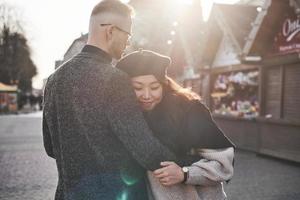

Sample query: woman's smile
[140,101,154,108]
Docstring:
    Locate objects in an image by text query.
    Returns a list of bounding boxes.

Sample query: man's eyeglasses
[100,24,131,36]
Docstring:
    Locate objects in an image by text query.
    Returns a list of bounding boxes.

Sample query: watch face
[182,167,188,173]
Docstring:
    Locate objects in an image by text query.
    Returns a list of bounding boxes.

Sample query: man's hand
[153,161,184,186]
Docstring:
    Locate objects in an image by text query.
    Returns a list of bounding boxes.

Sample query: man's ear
[106,25,114,41]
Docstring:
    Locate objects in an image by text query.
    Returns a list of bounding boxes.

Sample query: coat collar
[81,45,112,63]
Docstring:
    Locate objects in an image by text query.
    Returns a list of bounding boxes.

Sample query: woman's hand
[153,161,184,186]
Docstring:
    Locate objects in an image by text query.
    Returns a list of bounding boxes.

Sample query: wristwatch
[182,167,189,183]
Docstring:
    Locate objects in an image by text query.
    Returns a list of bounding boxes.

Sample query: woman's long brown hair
[162,76,201,101]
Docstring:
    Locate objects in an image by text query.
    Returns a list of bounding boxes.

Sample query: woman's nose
[142,89,150,99]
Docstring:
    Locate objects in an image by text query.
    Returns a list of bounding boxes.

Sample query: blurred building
[55,34,88,69]
[129,0,204,80]
[200,3,259,108]
[199,0,300,163]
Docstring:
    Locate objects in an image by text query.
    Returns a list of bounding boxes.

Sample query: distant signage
[283,18,300,42]
[272,13,300,55]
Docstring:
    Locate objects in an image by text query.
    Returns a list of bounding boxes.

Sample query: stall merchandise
[211,70,259,118]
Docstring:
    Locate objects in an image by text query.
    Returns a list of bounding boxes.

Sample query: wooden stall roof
[201,4,259,66]
[243,0,290,57]
[218,4,259,48]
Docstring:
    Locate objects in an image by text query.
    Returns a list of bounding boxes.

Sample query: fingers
[153,167,165,176]
[160,177,170,183]
[154,161,176,174]
[160,161,175,167]
[160,177,177,186]
[160,177,170,185]
[155,171,168,179]
[161,181,173,186]
[153,164,184,186]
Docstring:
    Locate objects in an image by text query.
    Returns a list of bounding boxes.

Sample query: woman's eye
[134,87,143,91]
[151,87,160,90]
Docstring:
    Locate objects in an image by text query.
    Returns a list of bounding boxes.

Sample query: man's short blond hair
[91,0,134,18]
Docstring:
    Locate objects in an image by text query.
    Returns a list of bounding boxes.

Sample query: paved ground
[0,112,299,200]
[0,112,57,200]
[224,151,300,200]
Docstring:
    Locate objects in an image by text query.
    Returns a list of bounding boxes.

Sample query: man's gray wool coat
[42,46,177,200]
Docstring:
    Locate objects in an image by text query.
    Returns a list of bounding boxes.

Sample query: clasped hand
[153,161,184,186]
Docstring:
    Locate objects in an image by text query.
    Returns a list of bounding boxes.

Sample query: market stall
[0,82,18,113]
[211,70,259,118]
[198,0,300,162]
[208,66,262,152]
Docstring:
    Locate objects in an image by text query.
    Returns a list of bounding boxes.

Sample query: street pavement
[224,150,300,200]
[0,112,57,200]
[0,112,299,200]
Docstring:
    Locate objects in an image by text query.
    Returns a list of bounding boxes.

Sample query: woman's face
[131,75,163,111]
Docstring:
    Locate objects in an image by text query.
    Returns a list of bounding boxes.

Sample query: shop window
[211,70,259,118]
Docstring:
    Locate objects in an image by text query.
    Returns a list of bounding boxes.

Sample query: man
[42,0,177,199]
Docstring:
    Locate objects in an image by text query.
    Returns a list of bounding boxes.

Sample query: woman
[116,50,235,200]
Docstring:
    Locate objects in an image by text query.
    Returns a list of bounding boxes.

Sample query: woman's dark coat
[144,92,235,165]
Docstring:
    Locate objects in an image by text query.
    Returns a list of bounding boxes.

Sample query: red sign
[272,13,300,55]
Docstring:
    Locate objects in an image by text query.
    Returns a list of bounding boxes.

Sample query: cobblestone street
[0,112,299,200]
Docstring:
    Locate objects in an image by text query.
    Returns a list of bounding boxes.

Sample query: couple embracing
[42,0,235,199]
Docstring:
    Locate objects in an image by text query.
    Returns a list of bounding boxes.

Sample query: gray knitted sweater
[42,46,177,199]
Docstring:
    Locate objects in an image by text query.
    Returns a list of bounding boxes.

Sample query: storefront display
[196,0,300,163]
[211,70,259,118]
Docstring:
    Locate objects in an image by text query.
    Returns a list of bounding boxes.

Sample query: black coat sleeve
[182,101,234,151]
